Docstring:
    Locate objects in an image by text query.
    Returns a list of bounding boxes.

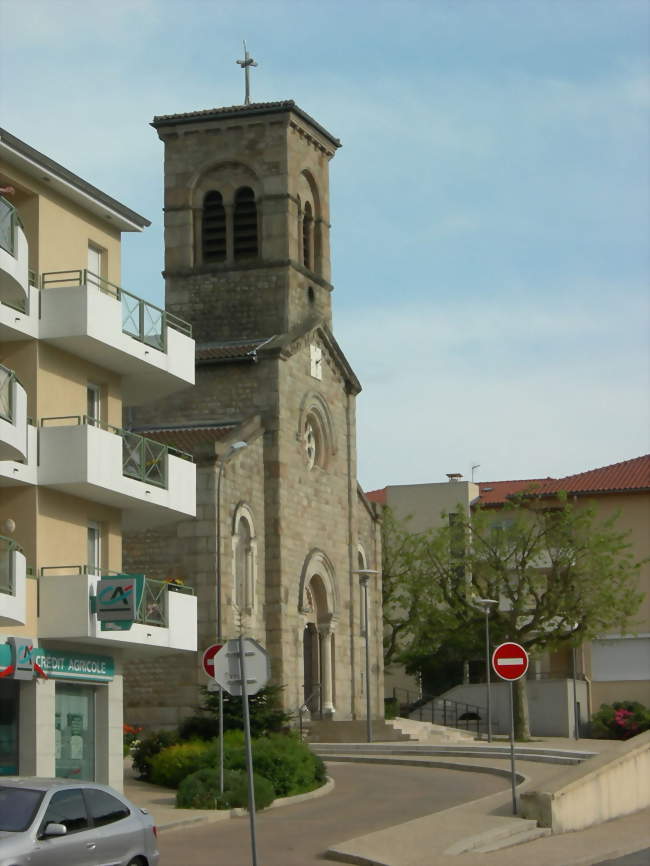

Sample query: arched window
[202,191,226,263]
[232,504,257,612]
[233,187,258,260]
[302,201,313,270]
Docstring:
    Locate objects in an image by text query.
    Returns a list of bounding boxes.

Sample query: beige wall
[386,481,479,533]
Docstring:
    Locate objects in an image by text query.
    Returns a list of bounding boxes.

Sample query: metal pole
[509,682,517,815]
[216,459,225,795]
[239,635,258,866]
[485,608,492,742]
[361,575,372,743]
[572,645,580,740]
[219,686,224,794]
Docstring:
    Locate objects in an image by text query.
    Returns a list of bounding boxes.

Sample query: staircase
[305,719,413,743]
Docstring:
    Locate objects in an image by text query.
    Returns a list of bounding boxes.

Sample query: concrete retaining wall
[520,730,650,832]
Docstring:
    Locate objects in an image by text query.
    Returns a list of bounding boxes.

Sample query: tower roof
[151,100,341,149]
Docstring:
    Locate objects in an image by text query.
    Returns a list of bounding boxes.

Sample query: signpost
[202,644,223,678]
[201,644,224,795]
[211,637,270,866]
[492,641,529,815]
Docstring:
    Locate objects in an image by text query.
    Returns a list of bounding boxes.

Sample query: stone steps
[306,719,413,743]
[444,818,552,855]
[311,742,596,765]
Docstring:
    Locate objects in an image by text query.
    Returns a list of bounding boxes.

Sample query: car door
[28,788,96,866]
[83,787,141,866]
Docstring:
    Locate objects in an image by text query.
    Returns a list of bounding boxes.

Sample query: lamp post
[353,569,378,743]
[475,598,498,742]
[571,624,581,740]
[215,440,247,793]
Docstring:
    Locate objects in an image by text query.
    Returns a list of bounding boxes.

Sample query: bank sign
[0,644,114,683]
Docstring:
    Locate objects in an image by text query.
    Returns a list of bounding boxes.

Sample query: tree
[382,494,644,739]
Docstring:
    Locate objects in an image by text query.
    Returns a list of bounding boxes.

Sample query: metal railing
[411,696,485,735]
[0,364,16,423]
[0,196,22,256]
[39,414,193,490]
[135,576,193,628]
[0,535,22,595]
[40,269,192,351]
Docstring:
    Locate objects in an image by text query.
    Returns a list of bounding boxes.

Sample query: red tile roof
[478,479,551,506]
[365,488,386,505]
[532,455,650,497]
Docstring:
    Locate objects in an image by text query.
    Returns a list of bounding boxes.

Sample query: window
[202,191,226,263]
[41,789,89,834]
[233,187,258,260]
[303,201,313,269]
[87,523,101,576]
[55,684,96,782]
[86,384,101,426]
[83,788,130,827]
[310,344,322,380]
[232,505,257,612]
[0,786,43,832]
[87,244,104,280]
[303,414,323,470]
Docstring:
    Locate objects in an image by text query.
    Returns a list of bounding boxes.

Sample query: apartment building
[0,128,197,789]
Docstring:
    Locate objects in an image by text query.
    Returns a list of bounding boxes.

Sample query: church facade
[122,101,384,729]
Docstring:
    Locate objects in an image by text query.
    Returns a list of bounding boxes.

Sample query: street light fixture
[353,568,378,743]
[474,597,498,742]
[215,439,247,794]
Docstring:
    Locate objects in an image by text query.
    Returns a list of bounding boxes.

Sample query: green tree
[383,494,644,739]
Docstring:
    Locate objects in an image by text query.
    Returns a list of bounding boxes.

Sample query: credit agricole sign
[0,643,114,683]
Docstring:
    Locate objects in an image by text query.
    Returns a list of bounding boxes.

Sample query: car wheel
[126,859,145,866]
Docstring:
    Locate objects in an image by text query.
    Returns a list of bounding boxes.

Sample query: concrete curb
[325,755,527,784]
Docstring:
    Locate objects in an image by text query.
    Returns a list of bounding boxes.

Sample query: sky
[1,0,648,491]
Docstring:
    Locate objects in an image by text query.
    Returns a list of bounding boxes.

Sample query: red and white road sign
[202,643,223,678]
[491,641,529,681]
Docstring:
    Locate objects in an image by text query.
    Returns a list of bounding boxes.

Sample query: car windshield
[0,786,45,831]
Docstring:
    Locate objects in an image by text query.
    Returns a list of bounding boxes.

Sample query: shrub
[591,701,650,740]
[180,684,292,741]
[176,768,275,811]
[131,729,180,781]
[225,733,324,797]
[150,740,214,789]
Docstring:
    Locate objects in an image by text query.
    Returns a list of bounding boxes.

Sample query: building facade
[0,129,197,787]
[122,101,383,731]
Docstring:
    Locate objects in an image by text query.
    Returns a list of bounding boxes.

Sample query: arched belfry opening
[299,550,338,718]
[233,186,258,260]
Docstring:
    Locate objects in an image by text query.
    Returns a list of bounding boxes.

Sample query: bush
[591,701,650,740]
[225,733,324,797]
[180,684,292,741]
[131,729,180,781]
[150,740,215,789]
[176,768,275,811]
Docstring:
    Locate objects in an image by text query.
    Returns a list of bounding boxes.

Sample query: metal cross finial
[236,41,258,106]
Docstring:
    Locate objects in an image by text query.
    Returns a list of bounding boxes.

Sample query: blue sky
[1,0,648,489]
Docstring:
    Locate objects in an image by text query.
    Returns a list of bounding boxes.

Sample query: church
[122,97,384,730]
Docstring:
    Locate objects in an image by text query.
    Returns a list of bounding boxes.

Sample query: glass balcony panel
[142,438,166,487]
[0,537,15,595]
[0,197,16,256]
[0,366,13,422]
[122,430,167,488]
[135,578,169,628]
[142,302,165,351]
[121,292,141,340]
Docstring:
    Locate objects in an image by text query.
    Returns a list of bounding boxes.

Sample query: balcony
[39,270,194,403]
[0,196,30,315]
[0,365,28,461]
[38,417,196,528]
[0,422,37,487]
[0,535,27,626]
[38,568,197,653]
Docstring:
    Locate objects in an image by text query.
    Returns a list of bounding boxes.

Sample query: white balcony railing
[38,417,196,528]
[0,365,28,461]
[39,270,194,403]
[38,568,197,653]
[0,535,27,626]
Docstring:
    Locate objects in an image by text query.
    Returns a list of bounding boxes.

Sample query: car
[0,777,159,866]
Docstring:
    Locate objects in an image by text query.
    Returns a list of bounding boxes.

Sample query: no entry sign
[492,641,529,682]
[202,643,223,678]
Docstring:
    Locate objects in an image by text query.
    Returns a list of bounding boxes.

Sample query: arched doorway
[299,551,338,719]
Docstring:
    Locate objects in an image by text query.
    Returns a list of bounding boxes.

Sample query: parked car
[0,778,159,866]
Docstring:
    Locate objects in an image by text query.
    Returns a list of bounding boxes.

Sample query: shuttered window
[202,191,226,262]
[302,201,313,270]
[233,187,258,260]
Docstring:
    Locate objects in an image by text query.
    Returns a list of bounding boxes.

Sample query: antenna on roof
[471,464,480,481]
[236,41,258,105]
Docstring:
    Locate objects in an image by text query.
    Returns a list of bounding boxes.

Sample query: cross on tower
[236,41,258,106]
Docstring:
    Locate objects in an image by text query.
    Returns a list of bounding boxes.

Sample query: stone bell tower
[153,101,341,343]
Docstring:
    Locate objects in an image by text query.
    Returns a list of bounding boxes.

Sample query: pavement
[123,735,650,866]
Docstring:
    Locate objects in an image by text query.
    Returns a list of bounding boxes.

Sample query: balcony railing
[40,269,192,351]
[0,535,21,595]
[40,414,193,490]
[0,364,16,423]
[0,196,22,257]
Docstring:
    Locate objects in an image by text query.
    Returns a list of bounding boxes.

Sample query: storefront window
[0,681,18,775]
[55,684,95,781]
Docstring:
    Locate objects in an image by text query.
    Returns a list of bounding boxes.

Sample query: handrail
[40,269,193,348]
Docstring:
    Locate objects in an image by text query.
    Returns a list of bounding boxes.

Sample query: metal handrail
[0,534,23,595]
[134,576,194,628]
[40,269,193,349]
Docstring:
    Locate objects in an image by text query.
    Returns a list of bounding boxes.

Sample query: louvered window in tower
[303,201,313,270]
[202,191,226,262]
[233,187,258,260]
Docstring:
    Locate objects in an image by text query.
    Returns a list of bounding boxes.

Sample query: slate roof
[151,100,341,149]
[195,339,270,363]
[134,423,239,452]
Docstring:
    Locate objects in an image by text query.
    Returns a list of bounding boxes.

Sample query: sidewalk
[123,737,650,865]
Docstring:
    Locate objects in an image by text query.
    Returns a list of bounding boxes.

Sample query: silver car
[0,778,159,866]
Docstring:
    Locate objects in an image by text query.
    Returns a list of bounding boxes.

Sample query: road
[594,851,650,866]
[157,761,507,865]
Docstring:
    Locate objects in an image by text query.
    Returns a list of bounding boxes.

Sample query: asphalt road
[594,851,650,866]
[157,761,507,865]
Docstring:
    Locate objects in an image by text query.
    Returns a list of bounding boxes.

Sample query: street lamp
[353,569,378,743]
[215,439,247,794]
[571,623,581,741]
[474,598,498,742]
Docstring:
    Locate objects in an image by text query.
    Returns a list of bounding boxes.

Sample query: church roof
[151,100,341,149]
[133,422,240,452]
[196,339,271,364]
